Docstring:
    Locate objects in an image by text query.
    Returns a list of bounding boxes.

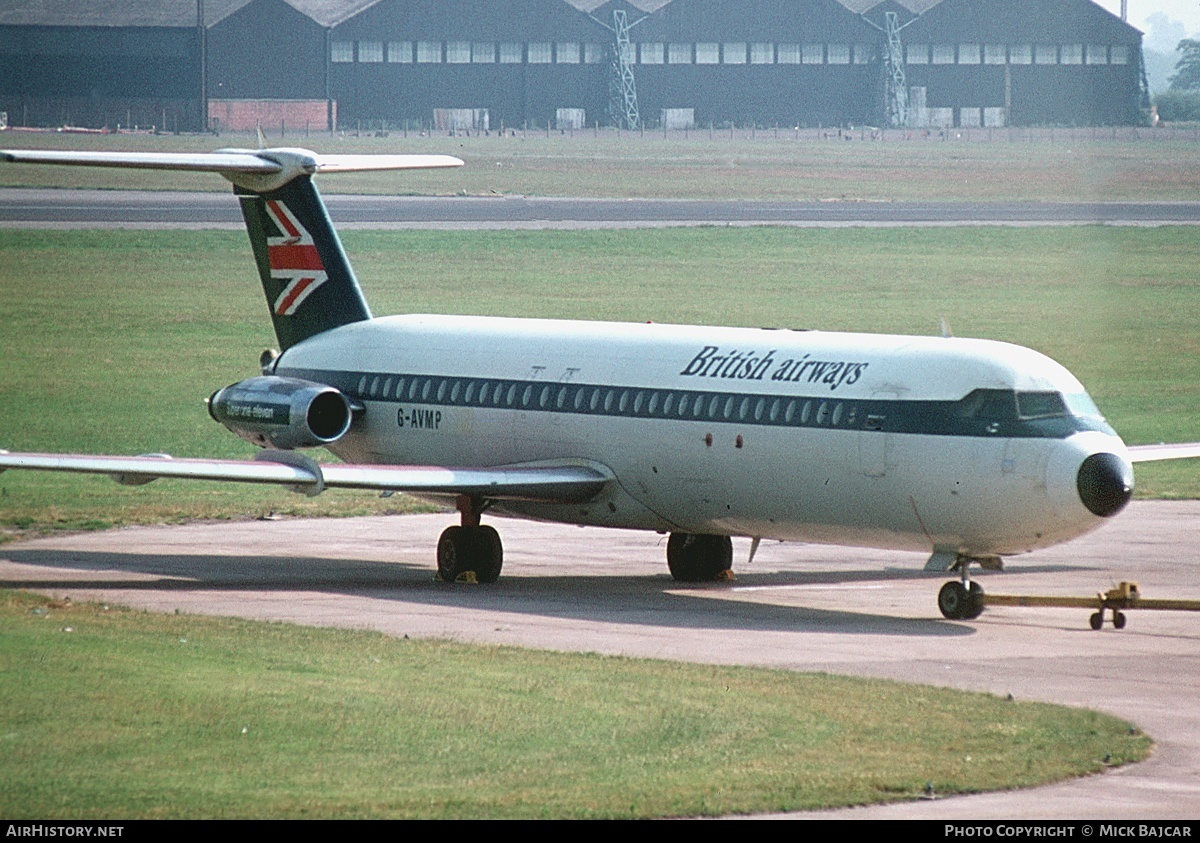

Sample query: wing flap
[0,450,608,504]
[1128,443,1200,463]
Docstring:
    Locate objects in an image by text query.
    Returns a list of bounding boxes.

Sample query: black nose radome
[1077,452,1134,518]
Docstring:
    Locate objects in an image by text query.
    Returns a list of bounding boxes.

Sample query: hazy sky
[1093,1,1199,49]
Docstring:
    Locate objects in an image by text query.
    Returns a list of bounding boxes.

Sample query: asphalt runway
[4,500,1199,818]
[3,188,1200,229]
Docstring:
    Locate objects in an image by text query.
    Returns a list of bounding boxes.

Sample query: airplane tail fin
[0,147,462,350]
[236,175,371,350]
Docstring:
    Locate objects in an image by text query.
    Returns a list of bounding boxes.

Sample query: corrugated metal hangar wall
[0,0,1147,132]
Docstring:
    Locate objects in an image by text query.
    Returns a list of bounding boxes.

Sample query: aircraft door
[859,389,898,477]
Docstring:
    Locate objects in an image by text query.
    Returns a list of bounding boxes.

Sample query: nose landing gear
[938,579,985,620]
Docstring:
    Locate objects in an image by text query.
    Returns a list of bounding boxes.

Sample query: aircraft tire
[472,525,504,584]
[1112,610,1127,630]
[1090,611,1104,630]
[437,525,469,581]
[963,581,986,619]
[938,581,970,620]
[666,533,733,582]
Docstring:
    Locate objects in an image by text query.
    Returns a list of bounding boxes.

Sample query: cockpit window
[1064,392,1104,420]
[956,389,1017,420]
[1016,391,1067,420]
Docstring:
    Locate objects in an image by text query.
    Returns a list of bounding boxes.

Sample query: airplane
[1,146,1198,622]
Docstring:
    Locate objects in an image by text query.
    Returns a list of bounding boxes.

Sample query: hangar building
[0,0,1148,132]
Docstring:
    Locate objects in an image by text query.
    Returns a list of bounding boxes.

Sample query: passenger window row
[354,372,860,429]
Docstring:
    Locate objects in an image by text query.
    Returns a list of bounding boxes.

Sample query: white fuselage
[276,314,1129,559]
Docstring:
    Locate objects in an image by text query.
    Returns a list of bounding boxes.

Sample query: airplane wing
[1128,443,1200,463]
[0,450,608,503]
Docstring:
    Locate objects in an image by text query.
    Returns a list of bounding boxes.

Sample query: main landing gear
[437,495,503,583]
[666,533,734,582]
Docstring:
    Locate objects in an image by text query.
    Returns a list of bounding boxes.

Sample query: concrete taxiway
[3,188,1200,229]
[3,500,1198,818]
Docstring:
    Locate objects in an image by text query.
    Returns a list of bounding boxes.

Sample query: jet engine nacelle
[208,376,352,450]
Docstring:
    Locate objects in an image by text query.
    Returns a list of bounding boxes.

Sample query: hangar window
[472,42,495,63]
[827,44,850,64]
[907,44,929,64]
[958,43,980,64]
[446,42,470,63]
[500,43,523,63]
[1035,45,1057,64]
[640,42,664,64]
[723,43,746,64]
[1086,44,1107,64]
[1111,45,1129,64]
[696,43,719,64]
[1009,44,1032,64]
[853,44,873,64]
[932,44,955,64]
[585,43,605,64]
[417,41,442,63]
[358,41,383,63]
[557,42,581,63]
[528,42,552,64]
[332,41,354,63]
[777,44,801,64]
[750,43,773,64]
[669,43,693,64]
[1060,44,1083,65]
[802,43,823,64]
[984,44,1006,64]
[387,41,413,63]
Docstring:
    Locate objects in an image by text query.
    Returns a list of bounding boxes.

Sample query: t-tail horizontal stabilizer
[0,147,463,351]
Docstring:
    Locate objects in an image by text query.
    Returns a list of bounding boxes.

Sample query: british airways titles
[680,346,869,392]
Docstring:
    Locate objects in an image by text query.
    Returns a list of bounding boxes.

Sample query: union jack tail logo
[265,199,327,316]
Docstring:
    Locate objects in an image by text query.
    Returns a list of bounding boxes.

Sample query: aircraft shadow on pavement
[0,546,1002,637]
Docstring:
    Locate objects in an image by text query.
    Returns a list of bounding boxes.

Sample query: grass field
[0,590,1149,819]
[3,130,1200,201]
[0,224,1197,540]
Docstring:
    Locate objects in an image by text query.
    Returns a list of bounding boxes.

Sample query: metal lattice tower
[884,11,908,127]
[609,9,640,130]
